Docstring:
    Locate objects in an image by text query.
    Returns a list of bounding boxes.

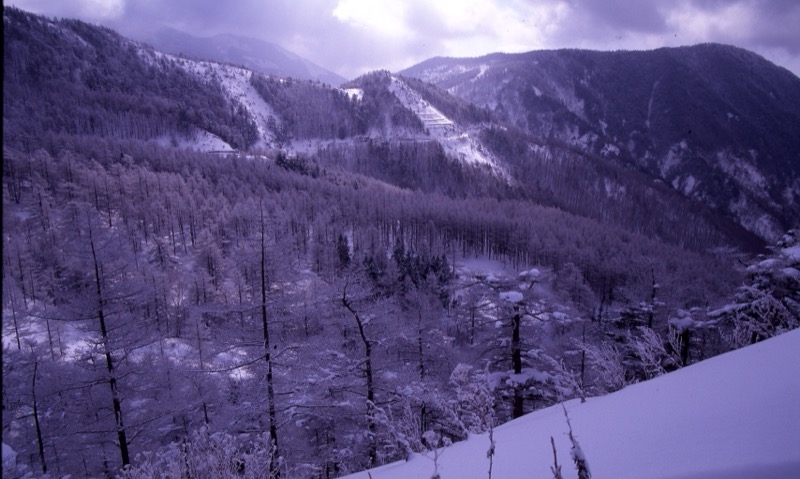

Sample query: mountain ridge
[400,43,800,242]
[132,26,346,85]
[4,6,797,248]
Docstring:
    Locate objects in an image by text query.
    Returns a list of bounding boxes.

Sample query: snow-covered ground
[176,58,279,150]
[1,308,94,362]
[153,130,235,153]
[342,329,800,479]
[342,88,364,101]
[139,48,279,150]
[388,76,509,180]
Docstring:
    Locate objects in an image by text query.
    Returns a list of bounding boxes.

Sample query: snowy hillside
[175,58,279,149]
[139,49,280,151]
[388,76,508,179]
[343,329,800,479]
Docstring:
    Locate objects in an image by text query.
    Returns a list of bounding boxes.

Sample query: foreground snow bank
[344,329,800,479]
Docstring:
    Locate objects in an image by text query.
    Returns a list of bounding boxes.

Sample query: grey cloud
[9,0,800,77]
[741,1,800,54]
[676,0,800,55]
[535,0,671,51]
[567,0,669,33]
[98,0,374,77]
[114,0,330,40]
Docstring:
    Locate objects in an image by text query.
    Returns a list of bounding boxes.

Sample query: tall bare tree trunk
[341,283,377,466]
[89,232,130,467]
[32,361,47,474]
[260,205,281,478]
[511,306,523,418]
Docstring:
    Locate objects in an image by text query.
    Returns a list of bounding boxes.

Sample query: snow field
[343,328,800,479]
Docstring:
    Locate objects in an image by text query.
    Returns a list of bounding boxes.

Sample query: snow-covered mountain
[343,328,800,479]
[3,6,793,251]
[400,45,800,242]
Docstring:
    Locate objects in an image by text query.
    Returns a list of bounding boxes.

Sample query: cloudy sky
[10,0,800,79]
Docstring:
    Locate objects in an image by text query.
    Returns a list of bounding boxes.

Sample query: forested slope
[402,45,800,241]
[3,7,770,253]
[5,138,775,477]
[3,7,259,150]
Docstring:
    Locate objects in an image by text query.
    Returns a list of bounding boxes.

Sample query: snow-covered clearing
[388,76,508,179]
[784,244,800,261]
[343,328,800,479]
[389,76,453,131]
[153,130,235,153]
[411,63,473,85]
[140,49,279,149]
[178,59,279,149]
[342,88,364,101]
[2,309,93,362]
[457,258,513,279]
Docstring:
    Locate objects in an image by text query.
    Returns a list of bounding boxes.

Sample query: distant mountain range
[4,6,799,248]
[133,26,346,85]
